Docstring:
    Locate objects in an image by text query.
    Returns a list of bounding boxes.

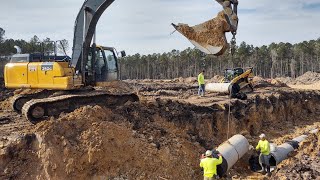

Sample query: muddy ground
[0,74,320,180]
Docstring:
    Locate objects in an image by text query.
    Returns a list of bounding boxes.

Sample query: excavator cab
[223,67,245,82]
[221,67,254,93]
[86,46,125,85]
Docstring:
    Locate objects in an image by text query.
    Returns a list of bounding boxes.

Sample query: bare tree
[270,49,278,79]
[0,28,5,43]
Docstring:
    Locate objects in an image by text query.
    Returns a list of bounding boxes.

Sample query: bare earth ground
[0,73,320,179]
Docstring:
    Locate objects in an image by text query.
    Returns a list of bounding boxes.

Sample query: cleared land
[0,73,320,179]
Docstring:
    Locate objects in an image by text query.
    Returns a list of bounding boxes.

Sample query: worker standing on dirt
[256,133,271,176]
[200,150,223,179]
[198,70,205,96]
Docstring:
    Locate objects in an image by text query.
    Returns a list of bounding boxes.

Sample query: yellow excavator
[206,67,254,99]
[4,0,238,123]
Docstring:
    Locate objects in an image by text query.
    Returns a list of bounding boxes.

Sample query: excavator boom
[71,0,115,69]
[172,0,239,56]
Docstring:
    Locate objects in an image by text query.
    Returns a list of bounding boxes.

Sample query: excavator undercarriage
[22,90,138,123]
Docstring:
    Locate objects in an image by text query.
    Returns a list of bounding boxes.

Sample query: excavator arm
[71,0,115,71]
[71,0,237,74]
[216,0,238,34]
[172,0,239,56]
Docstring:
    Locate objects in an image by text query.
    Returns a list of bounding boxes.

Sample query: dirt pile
[272,131,320,179]
[93,81,135,94]
[252,76,287,88]
[295,71,320,85]
[280,71,320,85]
[1,103,206,180]
[0,78,14,102]
[209,75,224,83]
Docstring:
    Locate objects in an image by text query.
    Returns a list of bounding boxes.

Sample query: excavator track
[22,91,139,124]
[11,90,56,112]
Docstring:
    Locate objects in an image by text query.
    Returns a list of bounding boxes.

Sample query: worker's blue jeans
[198,84,205,96]
[259,154,271,166]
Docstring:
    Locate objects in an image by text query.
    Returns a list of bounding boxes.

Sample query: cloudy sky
[0,0,320,55]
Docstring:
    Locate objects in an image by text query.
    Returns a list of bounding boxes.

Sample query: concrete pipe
[269,143,295,167]
[309,129,318,134]
[205,83,231,93]
[216,134,250,177]
[250,129,318,172]
[292,135,308,143]
[269,132,316,168]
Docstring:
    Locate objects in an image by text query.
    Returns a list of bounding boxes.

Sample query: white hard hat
[259,133,266,138]
[205,150,212,157]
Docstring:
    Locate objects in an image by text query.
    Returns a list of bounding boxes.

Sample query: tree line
[1,27,319,79]
[0,27,68,57]
[119,38,320,79]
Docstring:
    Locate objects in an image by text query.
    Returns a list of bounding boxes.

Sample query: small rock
[194,142,200,146]
[150,143,157,148]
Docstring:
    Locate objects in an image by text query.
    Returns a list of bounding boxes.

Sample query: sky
[0,0,320,55]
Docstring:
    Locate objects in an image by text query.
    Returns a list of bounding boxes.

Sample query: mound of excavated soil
[252,76,287,88]
[209,75,224,83]
[295,71,320,84]
[1,103,205,180]
[94,80,136,94]
[0,78,14,102]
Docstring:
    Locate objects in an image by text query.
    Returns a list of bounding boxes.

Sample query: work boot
[258,169,266,175]
[258,165,266,175]
[266,166,271,177]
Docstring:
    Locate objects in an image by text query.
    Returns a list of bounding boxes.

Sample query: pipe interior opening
[269,155,277,166]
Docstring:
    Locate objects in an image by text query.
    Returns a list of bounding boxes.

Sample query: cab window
[10,55,29,63]
[103,49,117,71]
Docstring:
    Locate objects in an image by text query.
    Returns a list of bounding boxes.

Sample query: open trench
[0,87,320,179]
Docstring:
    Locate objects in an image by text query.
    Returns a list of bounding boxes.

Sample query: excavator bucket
[172,0,238,56]
[172,11,230,56]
